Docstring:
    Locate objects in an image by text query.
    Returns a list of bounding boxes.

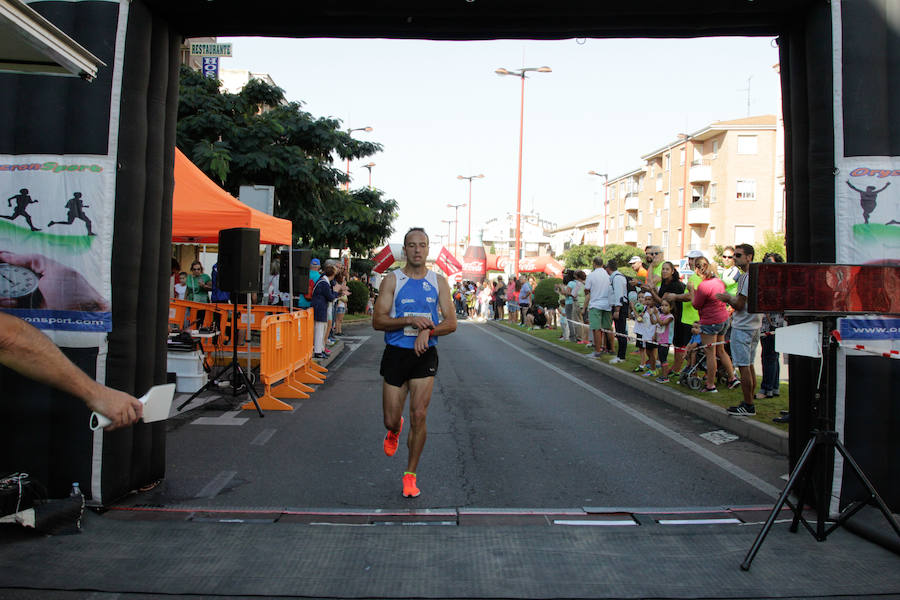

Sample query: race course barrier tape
[831,329,900,359]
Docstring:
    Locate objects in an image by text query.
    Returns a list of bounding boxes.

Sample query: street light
[495,65,551,276]
[457,174,484,248]
[441,219,455,254]
[362,162,376,189]
[447,202,466,258]
[588,170,609,251]
[345,126,373,191]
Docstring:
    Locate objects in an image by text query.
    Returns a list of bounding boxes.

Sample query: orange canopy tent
[172,148,292,245]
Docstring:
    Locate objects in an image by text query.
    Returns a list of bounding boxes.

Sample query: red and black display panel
[748,263,900,315]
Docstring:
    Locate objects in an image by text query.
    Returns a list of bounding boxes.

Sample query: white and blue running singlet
[384,270,440,349]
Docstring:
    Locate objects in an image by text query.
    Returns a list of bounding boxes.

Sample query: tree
[755,231,787,261]
[534,277,562,308]
[347,280,369,313]
[176,66,398,254]
[559,243,643,272]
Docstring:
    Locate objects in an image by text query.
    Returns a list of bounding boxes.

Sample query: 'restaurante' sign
[190,43,232,57]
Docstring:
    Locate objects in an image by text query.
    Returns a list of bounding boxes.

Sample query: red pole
[514,74,525,277]
[680,138,690,255]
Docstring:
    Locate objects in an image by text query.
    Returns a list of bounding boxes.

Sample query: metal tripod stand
[741,318,899,570]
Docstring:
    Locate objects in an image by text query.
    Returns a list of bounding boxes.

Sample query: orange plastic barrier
[241,308,327,412]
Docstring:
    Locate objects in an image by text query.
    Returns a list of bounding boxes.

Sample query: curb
[487,321,788,456]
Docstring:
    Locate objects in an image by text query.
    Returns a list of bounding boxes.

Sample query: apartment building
[552,115,784,261]
[482,212,557,259]
[615,115,782,258]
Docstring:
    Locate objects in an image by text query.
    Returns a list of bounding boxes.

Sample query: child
[174,271,187,299]
[631,292,655,373]
[653,299,676,383]
[643,294,660,377]
[558,298,569,341]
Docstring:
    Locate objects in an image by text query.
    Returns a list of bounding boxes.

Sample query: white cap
[628,256,642,264]
[687,250,704,259]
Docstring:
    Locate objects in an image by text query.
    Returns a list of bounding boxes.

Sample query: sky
[217,36,781,247]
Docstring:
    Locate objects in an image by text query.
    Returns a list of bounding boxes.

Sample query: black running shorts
[673,322,692,351]
[380,344,439,387]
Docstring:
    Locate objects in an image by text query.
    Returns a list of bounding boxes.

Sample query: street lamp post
[441,219,455,254]
[446,202,466,258]
[588,170,609,251]
[345,126,373,191]
[457,174,484,248]
[495,65,551,277]
[362,162,376,189]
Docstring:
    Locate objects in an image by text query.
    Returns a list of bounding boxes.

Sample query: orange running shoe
[402,472,420,498]
[383,416,403,457]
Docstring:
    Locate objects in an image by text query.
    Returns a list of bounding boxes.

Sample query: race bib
[403,311,431,336]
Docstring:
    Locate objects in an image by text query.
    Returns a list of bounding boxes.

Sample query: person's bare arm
[0,313,142,430]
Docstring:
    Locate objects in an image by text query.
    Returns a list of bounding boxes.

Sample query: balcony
[687,200,710,225]
[623,227,637,244]
[624,193,639,211]
[689,160,712,183]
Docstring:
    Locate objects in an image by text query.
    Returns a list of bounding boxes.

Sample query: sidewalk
[489,320,790,455]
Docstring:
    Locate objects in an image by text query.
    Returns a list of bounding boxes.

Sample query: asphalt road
[121,320,788,511]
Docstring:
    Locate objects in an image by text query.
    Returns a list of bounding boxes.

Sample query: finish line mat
[1,512,898,598]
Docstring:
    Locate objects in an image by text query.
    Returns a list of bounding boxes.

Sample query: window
[649,163,655,177]
[709,226,716,246]
[690,227,702,251]
[664,153,671,171]
[734,225,756,245]
[656,173,663,191]
[618,214,624,229]
[678,187,684,207]
[649,198,654,213]
[664,192,670,210]
[608,185,616,201]
[679,147,686,165]
[712,140,719,158]
[638,175,645,192]
[736,179,757,201]
[662,230,669,249]
[710,183,717,203]
[638,209,643,225]
[737,135,758,155]
[654,210,661,229]
[647,233,653,247]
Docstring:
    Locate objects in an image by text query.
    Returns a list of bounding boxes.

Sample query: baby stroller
[678,344,733,390]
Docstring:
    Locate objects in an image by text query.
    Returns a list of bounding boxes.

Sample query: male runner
[372,228,457,498]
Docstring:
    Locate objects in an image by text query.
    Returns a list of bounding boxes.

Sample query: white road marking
[329,335,371,370]
[700,430,740,445]
[553,519,637,526]
[251,428,278,446]
[191,410,249,426]
[195,470,237,498]
[480,326,782,500]
[658,518,743,525]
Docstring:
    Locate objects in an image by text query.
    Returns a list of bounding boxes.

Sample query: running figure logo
[845,180,891,224]
[47,192,96,236]
[2,188,41,231]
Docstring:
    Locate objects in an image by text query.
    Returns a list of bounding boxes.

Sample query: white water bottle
[70,482,81,498]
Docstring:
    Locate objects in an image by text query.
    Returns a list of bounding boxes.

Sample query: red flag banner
[372,244,395,273]
[435,246,462,275]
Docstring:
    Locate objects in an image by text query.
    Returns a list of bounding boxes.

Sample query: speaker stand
[177,295,264,417]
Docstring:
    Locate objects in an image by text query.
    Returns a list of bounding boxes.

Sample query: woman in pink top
[691,257,738,392]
